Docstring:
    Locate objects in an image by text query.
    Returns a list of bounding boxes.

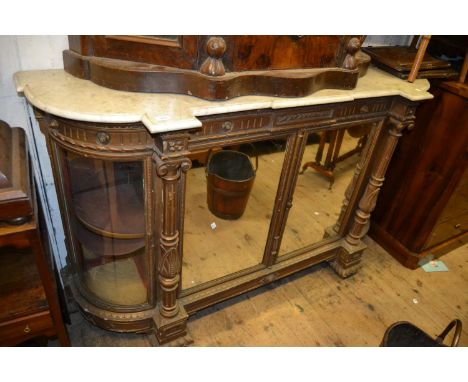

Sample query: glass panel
[60,152,149,306]
[182,138,287,289]
[279,128,367,256]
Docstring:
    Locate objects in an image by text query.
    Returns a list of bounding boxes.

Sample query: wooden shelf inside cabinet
[73,183,145,240]
[71,181,146,257]
[74,219,145,258]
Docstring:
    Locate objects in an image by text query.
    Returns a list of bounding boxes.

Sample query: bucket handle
[206,144,259,174]
[247,143,259,173]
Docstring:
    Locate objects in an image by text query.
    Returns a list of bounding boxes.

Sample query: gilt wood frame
[34,95,417,344]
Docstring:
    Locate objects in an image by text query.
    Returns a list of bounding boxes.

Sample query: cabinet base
[71,280,156,333]
[329,241,366,278]
[369,222,468,270]
[153,307,192,346]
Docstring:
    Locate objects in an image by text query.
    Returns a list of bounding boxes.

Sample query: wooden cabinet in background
[0,121,69,346]
[370,81,468,269]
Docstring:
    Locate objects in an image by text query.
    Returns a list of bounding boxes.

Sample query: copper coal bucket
[206,150,258,220]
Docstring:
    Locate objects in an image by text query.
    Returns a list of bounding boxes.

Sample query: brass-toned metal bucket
[206,150,257,220]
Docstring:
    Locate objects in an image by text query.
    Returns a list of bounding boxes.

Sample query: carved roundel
[96,131,111,145]
[221,121,233,132]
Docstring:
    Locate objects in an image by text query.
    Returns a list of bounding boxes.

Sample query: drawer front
[0,310,55,346]
[424,212,468,250]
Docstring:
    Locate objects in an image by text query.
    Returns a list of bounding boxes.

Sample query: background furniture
[0,121,69,346]
[363,43,457,80]
[370,80,468,268]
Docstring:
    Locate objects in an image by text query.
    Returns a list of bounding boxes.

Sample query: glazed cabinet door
[56,149,154,310]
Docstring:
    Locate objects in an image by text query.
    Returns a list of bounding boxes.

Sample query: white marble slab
[15,67,432,134]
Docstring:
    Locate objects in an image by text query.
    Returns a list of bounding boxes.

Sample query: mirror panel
[182,138,287,289]
[279,128,367,256]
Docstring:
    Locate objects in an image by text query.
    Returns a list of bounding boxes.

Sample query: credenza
[15,65,431,345]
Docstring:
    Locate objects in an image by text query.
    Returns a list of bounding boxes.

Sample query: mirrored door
[182,138,288,290]
[279,126,370,256]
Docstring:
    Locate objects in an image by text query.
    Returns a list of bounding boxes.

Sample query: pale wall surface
[364,35,413,47]
[0,35,69,270]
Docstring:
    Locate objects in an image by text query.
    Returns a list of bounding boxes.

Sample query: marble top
[15,67,432,134]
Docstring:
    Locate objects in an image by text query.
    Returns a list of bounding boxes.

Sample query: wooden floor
[55,239,468,347]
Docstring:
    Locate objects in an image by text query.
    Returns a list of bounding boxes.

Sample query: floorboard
[54,239,467,347]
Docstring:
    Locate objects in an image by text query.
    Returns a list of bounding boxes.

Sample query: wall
[364,35,413,47]
[0,35,412,273]
[0,35,69,271]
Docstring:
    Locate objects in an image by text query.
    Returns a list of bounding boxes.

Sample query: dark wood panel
[371,82,468,266]
[0,246,48,321]
[0,121,70,346]
[64,35,369,100]
[0,310,54,346]
[64,50,361,100]
[424,167,468,249]
[205,35,345,71]
[70,35,199,69]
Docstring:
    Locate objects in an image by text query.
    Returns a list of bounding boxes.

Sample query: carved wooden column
[264,130,308,266]
[333,122,383,234]
[152,133,192,345]
[331,101,416,277]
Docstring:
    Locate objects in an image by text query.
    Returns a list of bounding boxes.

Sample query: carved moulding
[152,141,192,343]
[71,280,157,333]
[63,35,370,100]
[330,102,417,277]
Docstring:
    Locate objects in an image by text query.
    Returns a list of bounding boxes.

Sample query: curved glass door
[59,151,149,307]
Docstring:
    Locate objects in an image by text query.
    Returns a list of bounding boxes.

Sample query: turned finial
[343,37,362,70]
[200,37,226,76]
